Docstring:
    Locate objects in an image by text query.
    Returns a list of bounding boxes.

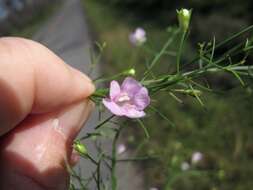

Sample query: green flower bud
[124,68,136,76]
[177,8,192,31]
[73,141,88,156]
[174,89,202,96]
[186,89,202,96]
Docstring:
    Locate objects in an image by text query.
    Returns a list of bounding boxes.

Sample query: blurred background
[1,0,253,190]
[0,0,60,37]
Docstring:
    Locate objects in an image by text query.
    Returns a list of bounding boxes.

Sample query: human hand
[0,37,95,190]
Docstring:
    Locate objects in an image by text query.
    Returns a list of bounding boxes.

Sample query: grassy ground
[83,1,253,189]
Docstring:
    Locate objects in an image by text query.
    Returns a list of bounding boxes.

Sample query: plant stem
[137,119,150,139]
[114,156,157,162]
[182,25,253,70]
[95,115,115,130]
[96,160,101,190]
[111,126,122,190]
[176,30,187,74]
[110,124,126,190]
[142,29,179,81]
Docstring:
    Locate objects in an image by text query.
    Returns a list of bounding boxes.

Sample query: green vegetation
[82,0,253,189]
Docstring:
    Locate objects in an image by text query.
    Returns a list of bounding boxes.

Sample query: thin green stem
[111,126,123,190]
[142,29,179,81]
[79,132,102,141]
[176,30,187,74]
[93,72,124,84]
[86,154,98,165]
[149,105,175,127]
[96,160,101,190]
[137,119,150,139]
[114,156,157,162]
[182,25,253,70]
[95,115,115,130]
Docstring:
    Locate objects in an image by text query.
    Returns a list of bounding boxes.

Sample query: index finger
[0,37,95,136]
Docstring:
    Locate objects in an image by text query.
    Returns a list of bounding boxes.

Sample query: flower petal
[136,28,146,37]
[134,87,150,110]
[121,77,142,97]
[110,80,121,99]
[129,34,137,44]
[102,98,123,116]
[122,107,146,118]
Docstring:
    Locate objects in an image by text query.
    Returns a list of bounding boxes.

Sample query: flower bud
[129,27,147,46]
[174,89,202,96]
[73,141,88,156]
[124,68,136,76]
[191,151,203,164]
[186,89,202,96]
[181,161,190,171]
[117,144,127,154]
[177,8,192,31]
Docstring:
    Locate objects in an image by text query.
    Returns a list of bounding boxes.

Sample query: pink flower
[103,77,150,118]
[129,27,147,46]
[117,144,127,154]
[191,152,203,164]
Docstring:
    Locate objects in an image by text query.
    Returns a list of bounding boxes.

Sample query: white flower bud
[191,151,203,164]
[117,144,126,154]
[177,8,192,31]
[181,161,190,171]
[129,27,147,46]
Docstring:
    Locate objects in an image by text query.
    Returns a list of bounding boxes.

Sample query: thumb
[0,100,93,190]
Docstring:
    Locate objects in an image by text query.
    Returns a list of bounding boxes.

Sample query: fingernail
[53,100,93,141]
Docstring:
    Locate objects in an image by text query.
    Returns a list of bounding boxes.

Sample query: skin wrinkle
[31,50,52,112]
[20,39,37,118]
[0,38,36,114]
[0,38,36,135]
[30,43,38,115]
[31,42,77,113]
